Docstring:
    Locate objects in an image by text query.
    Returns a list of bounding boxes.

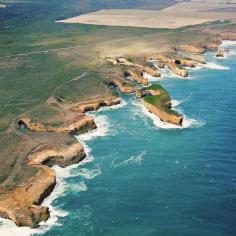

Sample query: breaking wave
[172,99,184,107]
[69,181,88,193]
[111,151,146,168]
[141,105,204,130]
[221,40,236,47]
[143,72,163,81]
[95,99,127,112]
[75,168,102,179]
[203,62,229,70]
[76,115,111,141]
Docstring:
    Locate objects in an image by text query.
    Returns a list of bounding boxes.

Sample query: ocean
[1,41,236,236]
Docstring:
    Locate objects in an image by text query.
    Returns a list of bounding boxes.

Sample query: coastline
[0,30,235,235]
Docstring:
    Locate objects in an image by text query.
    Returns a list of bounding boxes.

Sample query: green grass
[142,84,165,92]
[143,84,181,116]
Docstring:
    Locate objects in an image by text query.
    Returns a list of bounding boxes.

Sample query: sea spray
[111,151,146,168]
[172,99,184,108]
[203,62,229,70]
[141,105,204,130]
[221,40,236,47]
[69,181,88,193]
[76,115,111,141]
[143,72,162,81]
[92,99,127,112]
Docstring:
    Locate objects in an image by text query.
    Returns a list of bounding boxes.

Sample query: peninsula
[0,0,236,230]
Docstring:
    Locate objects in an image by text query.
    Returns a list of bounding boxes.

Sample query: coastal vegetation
[141,84,182,118]
[0,0,236,229]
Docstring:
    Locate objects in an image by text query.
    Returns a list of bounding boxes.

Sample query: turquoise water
[39,44,236,236]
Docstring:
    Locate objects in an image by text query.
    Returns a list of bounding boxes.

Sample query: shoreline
[0,30,235,234]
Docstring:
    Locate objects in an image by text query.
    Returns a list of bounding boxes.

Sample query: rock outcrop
[106,57,139,67]
[0,142,85,228]
[174,57,197,68]
[142,99,183,126]
[200,35,223,51]
[18,114,96,135]
[174,44,205,54]
[139,84,183,126]
[221,31,236,40]
[138,65,161,77]
[27,142,85,167]
[167,62,188,77]
[187,54,206,64]
[124,70,148,85]
[216,48,229,58]
[107,78,137,94]
[71,97,121,113]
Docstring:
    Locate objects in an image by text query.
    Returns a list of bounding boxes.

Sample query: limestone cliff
[216,48,229,58]
[71,97,121,113]
[124,70,148,85]
[174,44,205,54]
[18,114,96,135]
[107,78,137,94]
[167,62,188,77]
[138,65,161,77]
[0,142,85,228]
[221,31,236,40]
[140,84,183,126]
[142,99,183,126]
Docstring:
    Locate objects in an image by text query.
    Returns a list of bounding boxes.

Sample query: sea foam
[141,105,203,129]
[111,151,146,168]
[143,72,162,81]
[93,99,127,112]
[76,115,110,141]
[203,62,229,70]
[221,40,236,47]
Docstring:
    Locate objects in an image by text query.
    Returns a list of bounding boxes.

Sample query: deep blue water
[40,44,236,236]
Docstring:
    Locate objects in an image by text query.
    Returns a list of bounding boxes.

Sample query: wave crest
[203,62,229,70]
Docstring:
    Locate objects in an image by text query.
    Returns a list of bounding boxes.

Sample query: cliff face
[200,41,219,51]
[108,78,137,94]
[174,58,197,68]
[0,142,86,228]
[221,31,236,40]
[141,99,183,126]
[139,84,183,126]
[125,70,148,85]
[71,97,121,113]
[167,62,188,77]
[216,48,229,58]
[0,165,56,228]
[139,66,161,77]
[18,114,96,135]
[175,44,205,54]
[187,54,206,64]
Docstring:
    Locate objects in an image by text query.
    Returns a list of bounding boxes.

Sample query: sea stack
[139,84,183,126]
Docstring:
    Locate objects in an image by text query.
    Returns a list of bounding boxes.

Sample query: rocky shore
[18,114,96,135]
[1,29,236,229]
[0,142,85,228]
[0,94,121,228]
[138,85,183,126]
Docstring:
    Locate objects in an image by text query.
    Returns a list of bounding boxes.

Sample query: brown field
[58,2,236,29]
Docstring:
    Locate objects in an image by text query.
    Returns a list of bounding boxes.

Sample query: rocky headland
[137,84,183,126]
[106,77,137,94]
[124,70,148,85]
[71,97,121,113]
[0,142,85,228]
[1,29,236,229]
